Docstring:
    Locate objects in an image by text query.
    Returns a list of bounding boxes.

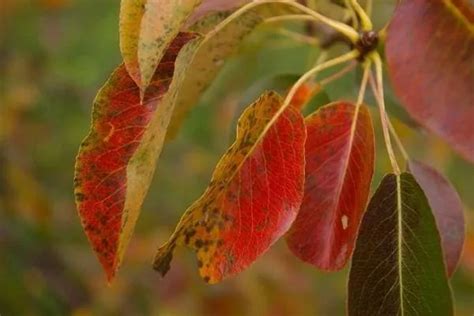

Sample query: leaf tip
[97,252,120,284]
[200,273,219,285]
[153,243,176,277]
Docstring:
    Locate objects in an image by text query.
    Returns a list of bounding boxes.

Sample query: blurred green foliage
[1,0,473,315]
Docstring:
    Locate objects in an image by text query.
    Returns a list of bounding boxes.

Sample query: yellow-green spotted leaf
[74,33,202,282]
[166,3,300,139]
[120,0,202,93]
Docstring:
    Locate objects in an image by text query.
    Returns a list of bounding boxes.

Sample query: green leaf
[348,173,453,316]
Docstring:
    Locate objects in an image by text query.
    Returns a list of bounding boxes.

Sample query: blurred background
[1,0,473,315]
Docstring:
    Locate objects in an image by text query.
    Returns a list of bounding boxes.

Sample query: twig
[274,28,320,45]
[319,61,356,86]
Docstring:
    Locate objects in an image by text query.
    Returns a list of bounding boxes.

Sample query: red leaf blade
[74,33,200,281]
[386,0,474,162]
[154,92,306,283]
[287,102,375,270]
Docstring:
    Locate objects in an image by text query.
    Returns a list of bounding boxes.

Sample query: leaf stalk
[370,52,401,174]
[348,0,373,31]
[204,0,359,45]
[369,73,409,161]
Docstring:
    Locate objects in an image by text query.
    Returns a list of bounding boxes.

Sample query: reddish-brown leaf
[386,0,474,162]
[74,33,201,281]
[409,160,465,276]
[286,102,375,270]
[154,92,306,283]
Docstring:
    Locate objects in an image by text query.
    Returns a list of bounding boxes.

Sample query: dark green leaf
[348,173,453,316]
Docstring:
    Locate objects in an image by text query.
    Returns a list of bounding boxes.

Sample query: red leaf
[409,160,465,277]
[290,83,321,110]
[154,92,306,283]
[74,32,200,281]
[286,102,375,270]
[386,0,474,162]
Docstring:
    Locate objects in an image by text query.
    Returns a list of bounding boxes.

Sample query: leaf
[286,102,375,270]
[153,91,306,284]
[119,0,202,92]
[166,3,300,139]
[188,0,250,25]
[348,173,453,316]
[409,160,465,277]
[289,83,322,110]
[386,0,474,162]
[74,32,202,282]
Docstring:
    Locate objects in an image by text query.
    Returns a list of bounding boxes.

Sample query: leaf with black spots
[74,33,202,282]
[154,91,306,283]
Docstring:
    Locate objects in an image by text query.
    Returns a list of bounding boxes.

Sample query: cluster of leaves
[74,0,472,313]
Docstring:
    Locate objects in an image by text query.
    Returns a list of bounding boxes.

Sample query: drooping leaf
[286,102,375,271]
[154,91,306,284]
[74,33,202,282]
[166,3,300,139]
[386,0,474,162]
[348,173,453,316]
[409,160,465,277]
[119,0,202,92]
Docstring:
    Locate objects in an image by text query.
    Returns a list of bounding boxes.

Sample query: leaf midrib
[442,0,474,34]
[396,174,405,316]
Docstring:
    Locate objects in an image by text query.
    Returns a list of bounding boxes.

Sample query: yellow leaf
[119,0,202,94]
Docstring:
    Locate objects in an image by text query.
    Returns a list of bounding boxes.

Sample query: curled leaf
[74,33,202,281]
[154,91,306,283]
[120,0,202,92]
[287,102,375,270]
[386,0,474,162]
[409,160,465,277]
